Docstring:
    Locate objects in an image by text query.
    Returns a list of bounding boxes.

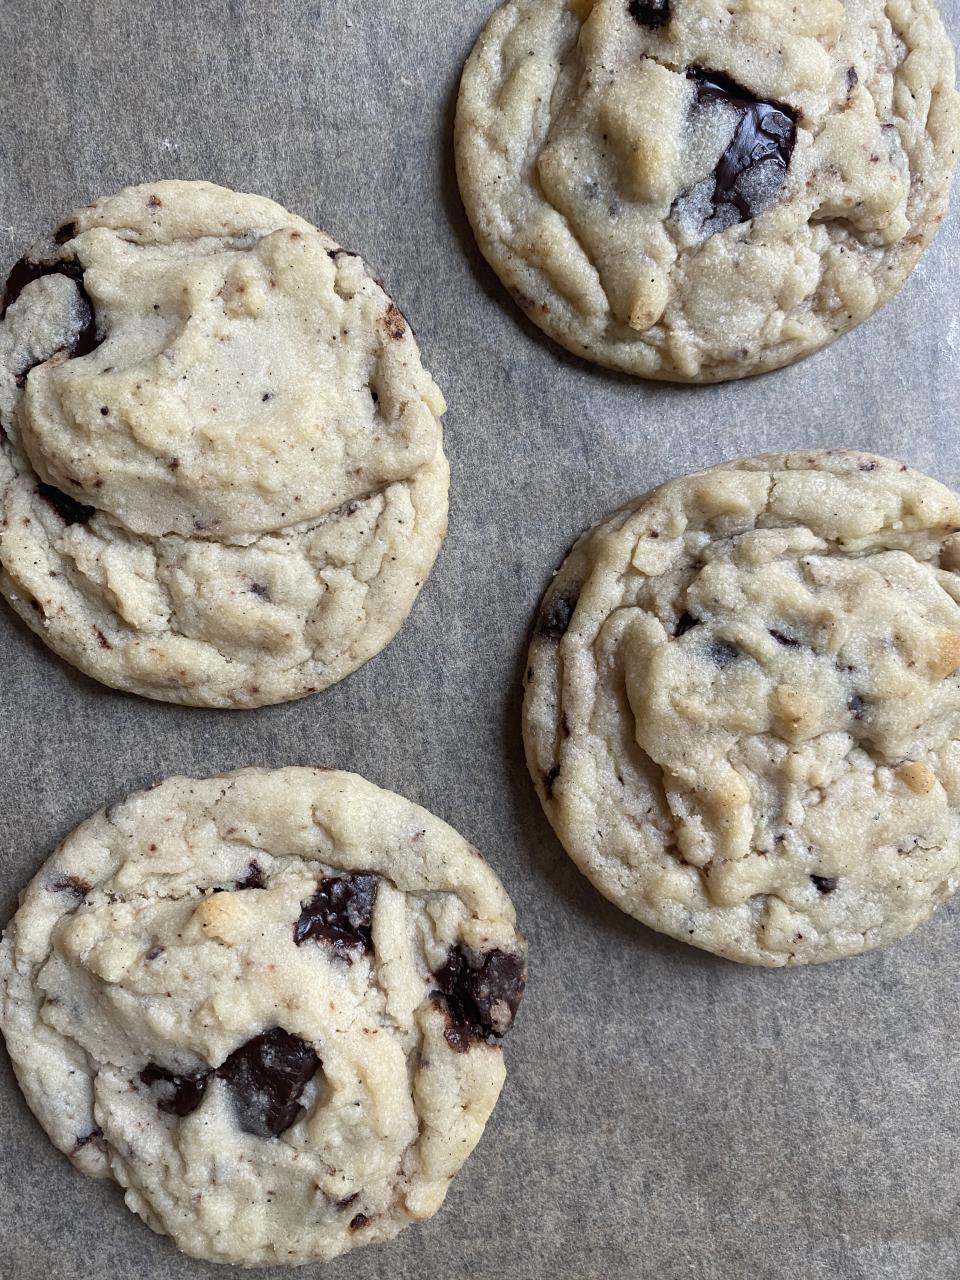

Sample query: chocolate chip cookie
[456,0,960,381]
[0,181,448,706]
[523,451,960,964]
[0,768,525,1265]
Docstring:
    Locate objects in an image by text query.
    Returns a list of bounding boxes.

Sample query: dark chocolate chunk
[674,610,700,637]
[140,1063,211,1117]
[769,628,799,648]
[708,638,740,669]
[537,586,579,644]
[142,1029,320,1136]
[37,482,95,525]
[432,946,525,1052]
[54,222,78,246]
[848,694,867,720]
[217,1028,320,1138]
[811,875,838,895]
[685,67,797,225]
[628,0,670,27]
[236,861,266,890]
[294,874,379,961]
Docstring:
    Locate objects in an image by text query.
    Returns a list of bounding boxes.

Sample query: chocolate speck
[769,628,799,648]
[674,611,700,638]
[708,639,740,669]
[811,875,838,895]
[350,1214,370,1231]
[544,764,561,797]
[236,861,266,890]
[846,67,859,92]
[72,1126,103,1153]
[37,482,95,525]
[248,582,272,602]
[848,694,867,720]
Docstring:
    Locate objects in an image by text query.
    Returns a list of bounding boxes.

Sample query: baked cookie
[456,0,960,381]
[523,451,960,965]
[0,768,526,1266]
[0,181,448,707]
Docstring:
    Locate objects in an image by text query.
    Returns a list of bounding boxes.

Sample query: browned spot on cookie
[382,303,406,340]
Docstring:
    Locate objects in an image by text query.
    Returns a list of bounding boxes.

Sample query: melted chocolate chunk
[537,586,579,644]
[236,861,265,890]
[2,247,101,358]
[686,68,797,225]
[628,0,670,27]
[294,874,379,961]
[769,628,799,648]
[811,875,838,895]
[432,947,525,1052]
[674,611,700,638]
[142,1028,320,1136]
[37,482,95,525]
[708,638,739,669]
[140,1063,210,1117]
[218,1027,320,1138]
[2,251,84,315]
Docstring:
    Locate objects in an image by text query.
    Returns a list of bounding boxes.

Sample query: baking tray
[1,2,959,1277]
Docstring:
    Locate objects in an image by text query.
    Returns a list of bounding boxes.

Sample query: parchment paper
[1,3,959,1277]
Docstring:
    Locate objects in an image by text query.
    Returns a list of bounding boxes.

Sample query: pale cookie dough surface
[0,181,448,707]
[0,768,526,1267]
[456,0,960,381]
[523,451,960,964]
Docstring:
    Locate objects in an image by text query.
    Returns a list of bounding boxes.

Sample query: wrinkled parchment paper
[1,3,959,1277]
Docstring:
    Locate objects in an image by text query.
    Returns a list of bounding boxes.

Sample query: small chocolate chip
[628,0,670,27]
[140,1063,210,1117]
[294,874,379,961]
[811,875,838,895]
[537,586,579,644]
[674,611,700,638]
[349,1214,370,1231]
[262,392,272,402]
[37,482,95,525]
[51,875,90,901]
[848,694,867,720]
[236,862,265,890]
[769,628,799,648]
[708,639,740,669]
[72,1126,103,1153]
[432,947,526,1052]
